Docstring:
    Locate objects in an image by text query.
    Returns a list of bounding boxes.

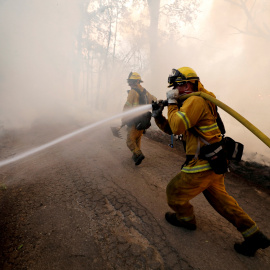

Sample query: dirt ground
[0,118,270,270]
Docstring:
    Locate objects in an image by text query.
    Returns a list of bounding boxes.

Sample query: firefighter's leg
[136,131,143,150]
[126,126,143,154]
[202,171,257,236]
[203,172,270,256]
[126,126,144,165]
[166,171,212,229]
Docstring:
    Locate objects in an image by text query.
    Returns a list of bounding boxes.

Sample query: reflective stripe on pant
[166,169,258,236]
[126,125,144,155]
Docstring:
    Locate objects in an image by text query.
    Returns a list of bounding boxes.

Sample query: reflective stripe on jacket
[156,96,223,173]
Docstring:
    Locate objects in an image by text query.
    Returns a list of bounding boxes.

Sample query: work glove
[152,100,165,118]
[166,89,179,104]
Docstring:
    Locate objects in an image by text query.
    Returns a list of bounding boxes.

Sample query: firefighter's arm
[148,93,157,103]
[154,115,172,135]
[123,90,138,110]
[167,105,187,135]
[152,100,172,134]
[145,89,157,103]
[168,96,204,135]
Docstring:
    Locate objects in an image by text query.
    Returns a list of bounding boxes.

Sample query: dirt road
[0,120,269,270]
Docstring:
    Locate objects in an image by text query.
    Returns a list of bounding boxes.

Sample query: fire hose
[155,92,270,148]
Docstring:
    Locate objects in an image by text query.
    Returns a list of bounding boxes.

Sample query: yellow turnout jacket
[123,84,156,109]
[156,95,223,173]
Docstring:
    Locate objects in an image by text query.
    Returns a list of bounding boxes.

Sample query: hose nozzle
[152,100,168,110]
[151,100,168,118]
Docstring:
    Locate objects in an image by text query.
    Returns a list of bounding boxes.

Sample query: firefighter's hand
[152,100,165,118]
[166,89,179,104]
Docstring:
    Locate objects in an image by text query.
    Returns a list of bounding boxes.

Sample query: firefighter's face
[174,82,193,96]
[128,80,139,87]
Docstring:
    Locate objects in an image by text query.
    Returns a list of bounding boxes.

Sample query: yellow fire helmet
[127,72,143,83]
[168,67,199,88]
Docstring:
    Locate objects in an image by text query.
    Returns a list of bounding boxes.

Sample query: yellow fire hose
[179,92,270,148]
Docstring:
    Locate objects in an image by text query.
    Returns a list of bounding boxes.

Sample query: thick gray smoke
[143,0,270,165]
[1,0,269,165]
[0,0,84,128]
[197,0,270,165]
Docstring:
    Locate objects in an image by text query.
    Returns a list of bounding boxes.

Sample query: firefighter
[122,72,157,165]
[152,67,270,256]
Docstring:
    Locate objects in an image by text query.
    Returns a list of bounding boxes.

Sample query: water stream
[0,105,152,168]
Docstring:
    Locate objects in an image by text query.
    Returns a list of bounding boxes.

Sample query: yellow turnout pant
[166,169,258,237]
[126,125,144,155]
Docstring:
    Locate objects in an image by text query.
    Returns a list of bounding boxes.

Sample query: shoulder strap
[216,109,226,135]
[204,100,226,136]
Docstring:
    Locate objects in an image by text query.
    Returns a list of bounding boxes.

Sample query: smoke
[198,0,270,165]
[1,0,269,165]
[143,0,270,165]
[0,0,84,129]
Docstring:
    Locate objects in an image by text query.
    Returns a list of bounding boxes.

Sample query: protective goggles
[168,69,187,85]
[172,82,186,89]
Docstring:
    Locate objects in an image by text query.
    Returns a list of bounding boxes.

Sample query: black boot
[132,152,145,166]
[234,231,270,256]
[165,212,197,230]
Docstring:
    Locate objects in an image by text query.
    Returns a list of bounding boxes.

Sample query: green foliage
[0,183,7,190]
[17,244,23,250]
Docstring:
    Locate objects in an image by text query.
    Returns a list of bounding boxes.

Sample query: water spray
[0,104,152,168]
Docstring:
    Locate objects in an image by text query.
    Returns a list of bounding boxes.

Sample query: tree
[76,0,201,110]
[225,0,270,41]
[147,0,199,89]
